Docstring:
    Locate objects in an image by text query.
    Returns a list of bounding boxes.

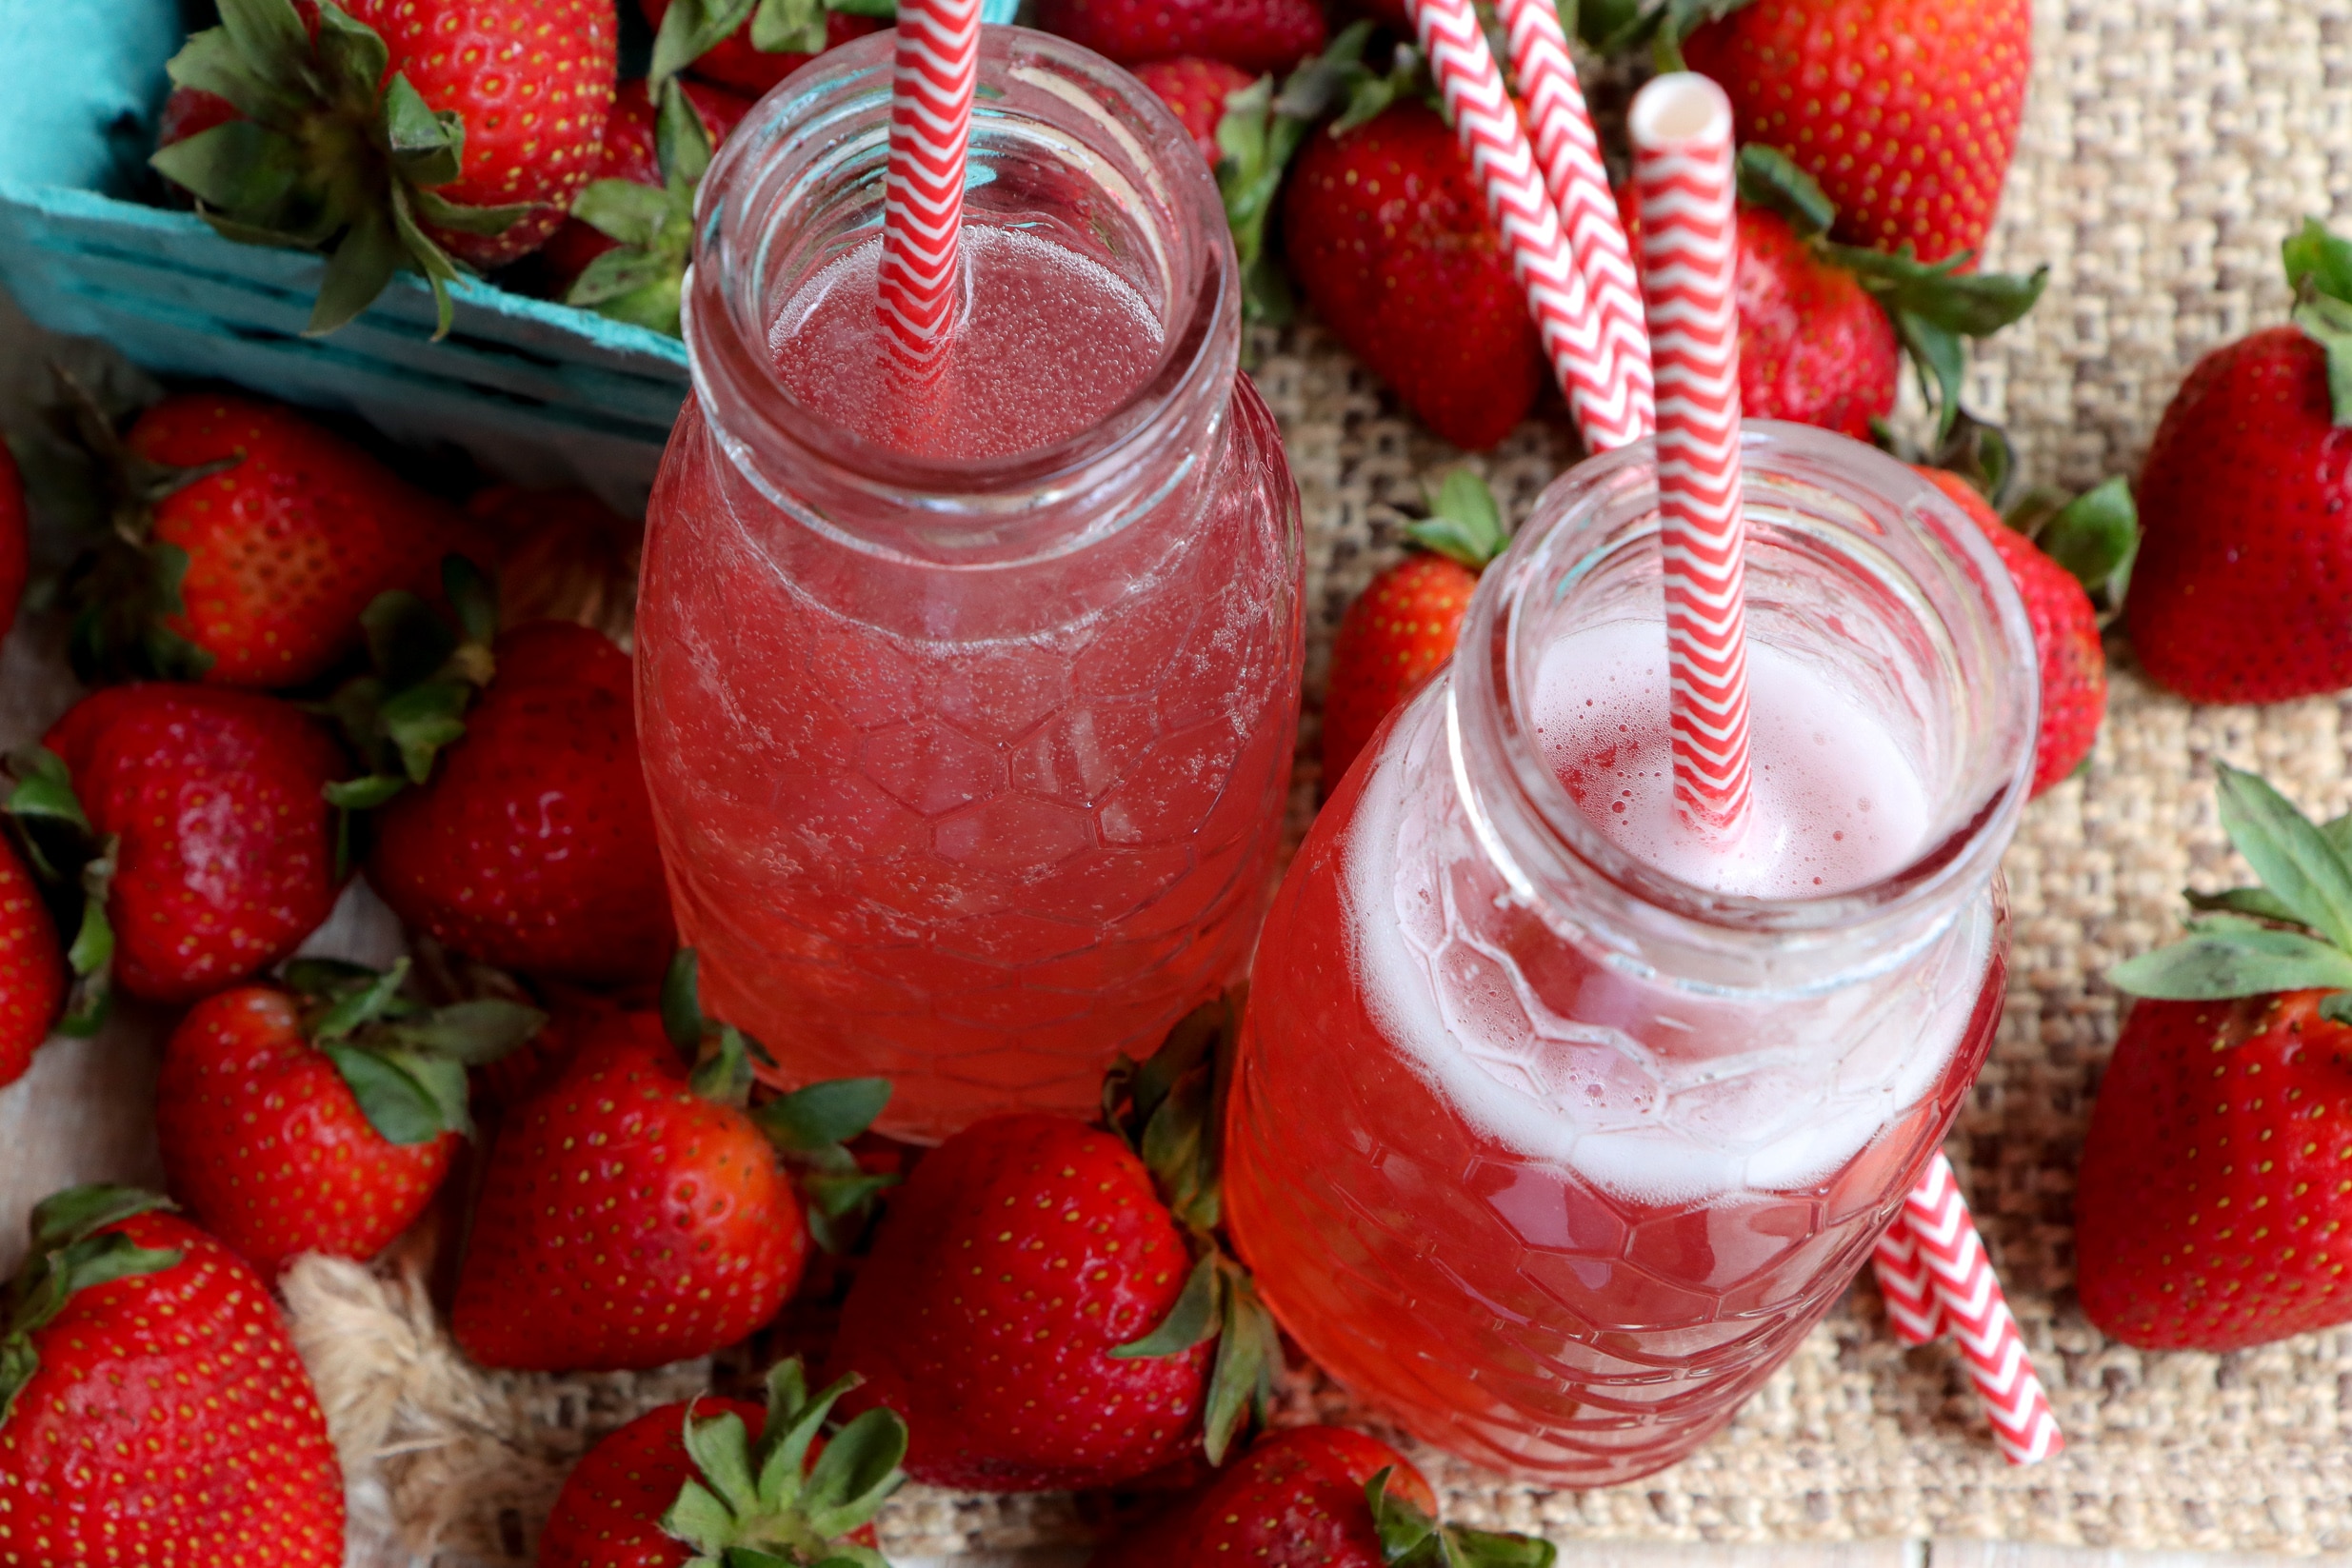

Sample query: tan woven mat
[9,0,2352,1558]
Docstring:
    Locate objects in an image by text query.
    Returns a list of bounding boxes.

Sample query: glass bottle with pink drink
[1224,424,2037,1485]
[636,30,1303,1141]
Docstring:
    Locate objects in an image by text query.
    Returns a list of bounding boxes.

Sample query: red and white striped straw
[1406,0,1650,452]
[1628,74,1752,839]
[1903,1153,2065,1465]
[877,0,983,372]
[1870,1218,1946,1346]
[1492,0,1653,437]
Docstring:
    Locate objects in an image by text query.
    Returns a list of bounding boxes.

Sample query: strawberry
[2125,221,2352,705]
[1915,467,2113,796]
[0,832,64,1088]
[1284,100,1545,450]
[38,683,348,1005]
[1321,469,1505,791]
[2085,765,2352,1349]
[0,441,26,645]
[537,1358,906,1568]
[452,954,893,1371]
[643,0,886,97]
[153,0,618,333]
[1684,0,2031,266]
[56,385,471,688]
[0,1186,346,1566]
[1134,56,1258,167]
[537,79,749,300]
[828,1001,1277,1491]
[1035,0,1325,75]
[155,961,544,1277]
[466,485,642,645]
[1092,1424,1553,1568]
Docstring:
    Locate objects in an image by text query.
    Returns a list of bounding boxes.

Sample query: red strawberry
[0,1186,346,1566]
[539,79,751,295]
[152,0,618,331]
[0,440,26,645]
[364,620,675,986]
[1134,57,1258,166]
[536,1360,905,1568]
[63,388,472,688]
[1684,0,2031,265]
[2125,225,2352,704]
[1737,206,1902,438]
[467,485,643,645]
[2085,765,2352,1349]
[1036,0,1325,74]
[1321,469,1505,791]
[42,684,347,1003]
[1916,468,2106,796]
[0,832,64,1088]
[452,959,892,1371]
[1284,102,1545,450]
[155,964,544,1277]
[641,0,885,97]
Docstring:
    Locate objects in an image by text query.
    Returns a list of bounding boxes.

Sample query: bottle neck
[1447,424,2038,994]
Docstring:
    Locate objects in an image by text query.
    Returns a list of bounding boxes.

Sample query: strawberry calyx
[1103,995,1284,1464]
[648,0,896,86]
[1405,468,1510,570]
[150,0,537,338]
[659,1357,907,1567]
[1736,146,2046,442]
[1998,475,2139,615]
[2282,217,2352,427]
[282,955,545,1144]
[2,747,115,1037]
[0,1186,184,1427]
[564,81,713,336]
[1366,1466,1558,1568]
[664,951,899,1255]
[1578,0,1754,69]
[2110,764,2352,1022]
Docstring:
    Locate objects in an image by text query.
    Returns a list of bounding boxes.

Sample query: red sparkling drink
[638,32,1302,1141]
[1225,427,2038,1485]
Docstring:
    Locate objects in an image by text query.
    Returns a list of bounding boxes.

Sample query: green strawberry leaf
[1370,1468,1443,1560]
[798,1407,908,1534]
[2283,216,2352,308]
[2033,475,2137,598]
[664,947,707,1053]
[758,1078,893,1153]
[2322,992,2352,1026]
[2213,764,2352,951]
[213,0,315,104]
[324,774,406,810]
[3,750,114,1037]
[6,746,90,840]
[2,1187,182,1427]
[310,957,411,1040]
[2183,884,2300,924]
[324,1042,457,1144]
[2107,920,2352,1000]
[2292,287,2352,428]
[1445,1526,1560,1567]
[384,999,547,1064]
[651,0,761,86]
[661,1360,907,1564]
[1733,144,1834,241]
[409,187,535,238]
[1827,244,2047,440]
[656,78,718,192]
[572,180,673,250]
[1110,1250,1223,1359]
[1579,0,1752,60]
[1201,1263,1281,1464]
[750,0,829,56]
[1406,469,1510,569]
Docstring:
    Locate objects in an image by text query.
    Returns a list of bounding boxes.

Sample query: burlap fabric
[21,0,2352,1558]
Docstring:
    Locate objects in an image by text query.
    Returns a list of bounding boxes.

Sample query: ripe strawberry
[1134,56,1258,166]
[1735,205,1901,438]
[42,683,348,1003]
[357,617,675,985]
[538,78,751,303]
[2126,223,2352,704]
[1915,468,2108,796]
[1322,469,1505,791]
[1036,0,1325,74]
[642,0,886,97]
[467,485,643,645]
[2086,765,2352,1349]
[0,440,26,644]
[155,962,544,1277]
[1285,102,1545,450]
[537,1359,905,1568]
[153,0,618,332]
[0,1186,346,1566]
[1684,0,2031,266]
[59,387,471,688]
[452,956,892,1371]
[0,832,64,1088]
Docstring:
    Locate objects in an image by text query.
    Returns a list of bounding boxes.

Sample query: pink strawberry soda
[637,32,1302,1141]
[1224,427,2038,1485]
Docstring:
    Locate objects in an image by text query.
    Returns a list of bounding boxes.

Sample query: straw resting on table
[878,0,984,370]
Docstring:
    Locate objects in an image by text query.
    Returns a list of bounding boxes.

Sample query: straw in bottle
[877,0,985,374]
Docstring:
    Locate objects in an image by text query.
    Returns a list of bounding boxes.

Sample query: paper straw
[1871,1220,1946,1346]
[1407,0,1651,452]
[1904,1153,2065,1465]
[877,0,983,372]
[1628,74,1752,839]
[1492,0,1653,436]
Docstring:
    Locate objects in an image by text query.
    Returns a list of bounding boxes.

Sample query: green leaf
[2213,764,2352,951]
[2292,288,2352,427]
[750,0,829,55]
[1370,1468,1443,1560]
[309,208,407,335]
[656,78,718,191]
[2183,884,2301,924]
[757,1078,892,1152]
[663,949,706,1053]
[409,187,535,238]
[2036,476,2137,595]
[661,1479,737,1556]
[689,1023,758,1106]
[2283,216,2352,308]
[164,29,288,123]
[1111,1250,1222,1359]
[1201,1264,1279,1463]
[1407,469,1510,568]
[1445,1525,1560,1568]
[2107,923,2352,1000]
[651,0,761,86]
[310,958,410,1041]
[216,0,317,99]
[387,183,465,340]
[798,1408,907,1538]
[684,1406,763,1517]
[386,1000,545,1065]
[2322,992,2352,1027]
[1734,144,1834,239]
[826,0,898,15]
[382,74,464,188]
[324,1043,454,1144]
[63,897,112,990]
[8,746,90,835]
[569,179,674,249]
[149,120,308,218]
[757,1363,851,1507]
[324,774,406,810]
[312,0,390,106]
[29,1185,174,1252]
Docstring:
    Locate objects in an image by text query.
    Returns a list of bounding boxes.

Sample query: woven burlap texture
[299,0,2352,1558]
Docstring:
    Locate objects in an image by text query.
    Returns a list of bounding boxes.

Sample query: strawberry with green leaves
[1035,0,1326,75]
[828,999,1280,1491]
[2126,220,2352,705]
[643,0,887,97]
[1321,469,1504,791]
[0,1186,347,1567]
[2083,765,2352,1350]
[155,959,544,1278]
[538,1358,907,1568]
[0,830,65,1088]
[453,953,894,1372]
[153,0,617,334]
[1134,57,1259,167]
[54,384,471,688]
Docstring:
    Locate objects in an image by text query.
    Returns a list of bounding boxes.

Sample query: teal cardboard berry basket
[0,0,1014,502]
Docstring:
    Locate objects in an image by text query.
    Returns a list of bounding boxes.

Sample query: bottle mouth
[1455,422,2039,950]
[683,28,1236,555]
